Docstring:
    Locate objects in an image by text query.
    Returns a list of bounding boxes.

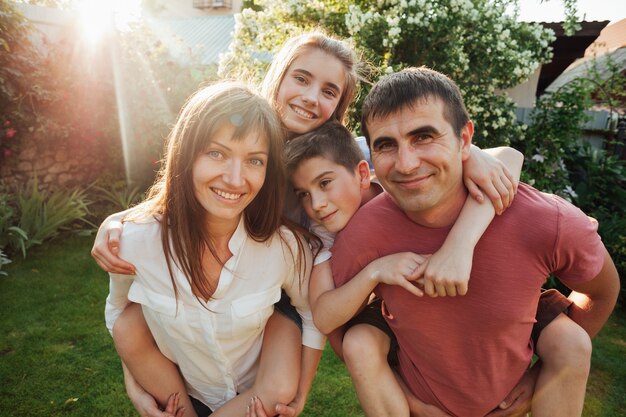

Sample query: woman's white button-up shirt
[105,217,323,410]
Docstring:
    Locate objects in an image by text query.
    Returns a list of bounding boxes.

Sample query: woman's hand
[128,384,184,417]
[91,212,136,274]
[463,145,517,215]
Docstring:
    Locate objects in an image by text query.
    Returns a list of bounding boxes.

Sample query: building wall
[150,0,242,17]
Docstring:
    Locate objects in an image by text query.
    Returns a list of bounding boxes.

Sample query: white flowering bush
[220,0,556,147]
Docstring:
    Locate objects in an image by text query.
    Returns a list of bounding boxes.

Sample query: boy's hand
[369,252,427,297]
[91,213,136,274]
[414,244,473,297]
[463,145,516,215]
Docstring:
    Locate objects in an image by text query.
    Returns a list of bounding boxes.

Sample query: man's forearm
[567,249,620,338]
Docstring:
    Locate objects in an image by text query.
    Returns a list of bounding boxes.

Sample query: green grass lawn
[1,235,624,416]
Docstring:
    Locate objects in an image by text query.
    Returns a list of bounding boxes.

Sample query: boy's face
[291,156,369,233]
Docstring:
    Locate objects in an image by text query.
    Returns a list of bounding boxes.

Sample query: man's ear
[460,120,474,161]
[356,160,371,189]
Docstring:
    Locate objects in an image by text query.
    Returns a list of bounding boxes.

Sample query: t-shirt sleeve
[330,224,373,289]
[310,222,335,266]
[552,195,605,284]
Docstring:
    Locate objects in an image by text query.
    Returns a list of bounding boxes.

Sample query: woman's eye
[249,159,264,167]
[207,150,223,159]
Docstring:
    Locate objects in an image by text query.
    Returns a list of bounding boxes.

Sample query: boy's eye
[319,179,332,189]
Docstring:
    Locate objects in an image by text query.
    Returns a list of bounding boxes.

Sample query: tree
[220,0,556,147]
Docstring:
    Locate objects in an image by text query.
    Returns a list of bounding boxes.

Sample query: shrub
[222,0,556,147]
[13,179,92,252]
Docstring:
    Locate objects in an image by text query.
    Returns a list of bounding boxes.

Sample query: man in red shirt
[330,67,620,416]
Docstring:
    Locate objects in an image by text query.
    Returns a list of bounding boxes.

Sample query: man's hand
[411,402,454,417]
[368,252,427,297]
[129,388,184,417]
[245,396,299,417]
[485,364,540,417]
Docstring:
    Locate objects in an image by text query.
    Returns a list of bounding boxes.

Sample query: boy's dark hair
[285,121,365,177]
[361,67,470,145]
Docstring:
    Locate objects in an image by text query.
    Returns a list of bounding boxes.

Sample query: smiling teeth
[292,106,314,119]
[213,188,242,200]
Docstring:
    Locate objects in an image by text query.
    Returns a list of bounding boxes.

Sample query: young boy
[284,121,593,416]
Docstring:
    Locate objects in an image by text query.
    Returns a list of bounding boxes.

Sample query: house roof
[545,46,626,93]
[537,20,610,95]
[585,18,626,56]
[147,15,235,65]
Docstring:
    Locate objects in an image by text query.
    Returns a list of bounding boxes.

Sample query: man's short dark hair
[285,121,365,177]
[361,67,470,145]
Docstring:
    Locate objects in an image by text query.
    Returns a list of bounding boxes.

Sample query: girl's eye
[294,75,307,84]
[323,89,337,98]
[296,191,310,200]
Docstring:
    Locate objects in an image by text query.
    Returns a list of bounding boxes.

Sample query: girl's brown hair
[261,31,360,130]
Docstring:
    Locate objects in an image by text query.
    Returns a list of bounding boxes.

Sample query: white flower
[531,154,545,163]
[563,185,578,199]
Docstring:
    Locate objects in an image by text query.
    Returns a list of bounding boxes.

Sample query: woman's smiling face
[192,122,269,231]
[276,48,346,135]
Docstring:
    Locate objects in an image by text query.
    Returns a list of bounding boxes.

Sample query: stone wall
[0,133,112,190]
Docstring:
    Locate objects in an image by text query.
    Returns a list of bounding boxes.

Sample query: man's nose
[395,144,421,174]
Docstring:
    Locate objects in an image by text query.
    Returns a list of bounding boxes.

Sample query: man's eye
[373,141,396,152]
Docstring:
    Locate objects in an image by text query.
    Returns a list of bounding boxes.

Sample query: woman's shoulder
[120,216,162,245]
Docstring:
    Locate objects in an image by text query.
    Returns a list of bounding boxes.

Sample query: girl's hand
[368,252,427,297]
[463,145,517,215]
[91,212,136,274]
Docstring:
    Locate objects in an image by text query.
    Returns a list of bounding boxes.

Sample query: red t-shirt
[331,184,604,416]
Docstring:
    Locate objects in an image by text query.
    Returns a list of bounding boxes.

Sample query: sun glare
[77,0,141,44]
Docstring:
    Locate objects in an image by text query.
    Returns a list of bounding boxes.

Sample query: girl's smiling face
[276,48,346,135]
